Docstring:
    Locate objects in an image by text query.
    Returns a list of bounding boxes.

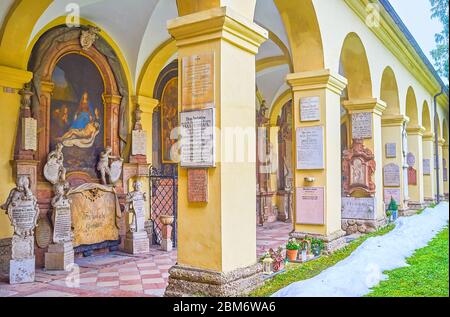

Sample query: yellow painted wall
[407,130,425,203]
[422,134,436,200]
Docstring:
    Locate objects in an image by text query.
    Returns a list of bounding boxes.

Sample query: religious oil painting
[161,77,179,163]
[50,53,105,178]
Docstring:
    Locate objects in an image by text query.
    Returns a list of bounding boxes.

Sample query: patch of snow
[272,202,449,297]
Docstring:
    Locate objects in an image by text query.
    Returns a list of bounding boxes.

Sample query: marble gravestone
[296,126,324,170]
[341,197,376,220]
[383,163,401,187]
[385,143,397,158]
[300,97,321,122]
[423,159,431,175]
[0,176,39,284]
[124,181,150,255]
[352,112,372,139]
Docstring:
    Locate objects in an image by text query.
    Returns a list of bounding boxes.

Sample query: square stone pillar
[287,70,348,252]
[165,7,268,297]
[381,115,409,211]
[443,143,449,200]
[406,125,426,209]
[422,132,436,203]
[343,99,387,224]
[438,138,446,200]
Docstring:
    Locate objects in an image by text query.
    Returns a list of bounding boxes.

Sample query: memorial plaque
[352,112,372,139]
[22,117,37,151]
[36,217,52,249]
[188,169,208,203]
[300,96,321,122]
[444,168,448,182]
[132,130,147,156]
[383,163,401,187]
[408,167,417,185]
[407,152,416,167]
[384,188,401,205]
[182,53,215,111]
[11,199,38,235]
[341,197,376,220]
[53,206,72,244]
[385,143,397,158]
[423,159,431,175]
[180,108,215,168]
[296,187,324,225]
[296,126,324,170]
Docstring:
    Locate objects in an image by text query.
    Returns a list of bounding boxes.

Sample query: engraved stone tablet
[36,217,52,249]
[408,167,417,185]
[300,97,320,122]
[182,53,215,111]
[296,126,324,170]
[53,206,72,244]
[180,108,215,168]
[22,117,37,151]
[383,163,401,187]
[407,152,416,167]
[132,130,147,156]
[352,112,372,139]
[188,169,208,203]
[341,197,376,220]
[11,199,38,237]
[385,143,397,158]
[384,188,401,205]
[296,187,324,225]
[423,159,431,175]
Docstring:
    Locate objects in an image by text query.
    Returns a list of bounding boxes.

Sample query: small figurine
[97,146,123,185]
[125,181,147,233]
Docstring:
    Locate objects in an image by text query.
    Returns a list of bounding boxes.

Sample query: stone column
[103,94,122,157]
[443,143,449,200]
[288,70,348,252]
[406,125,426,209]
[437,138,446,201]
[381,115,409,211]
[165,7,268,297]
[343,99,387,226]
[422,132,436,204]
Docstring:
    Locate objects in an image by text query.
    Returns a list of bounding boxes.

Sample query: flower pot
[286,249,298,261]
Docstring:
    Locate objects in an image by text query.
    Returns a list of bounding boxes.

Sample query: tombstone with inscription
[130,104,148,164]
[44,143,67,185]
[45,180,74,271]
[0,176,39,284]
[385,143,397,158]
[342,139,376,196]
[383,163,401,187]
[124,181,150,254]
[423,159,431,175]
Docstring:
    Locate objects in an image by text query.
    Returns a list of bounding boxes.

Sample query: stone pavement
[0,221,291,297]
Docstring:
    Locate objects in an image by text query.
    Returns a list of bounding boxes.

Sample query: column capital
[342,98,387,117]
[40,81,55,94]
[438,138,446,146]
[286,69,348,95]
[381,114,409,127]
[102,94,122,105]
[406,125,426,136]
[0,65,33,89]
[168,7,268,54]
[133,95,159,113]
[423,132,435,141]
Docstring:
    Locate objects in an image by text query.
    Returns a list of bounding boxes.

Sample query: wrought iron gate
[150,165,178,247]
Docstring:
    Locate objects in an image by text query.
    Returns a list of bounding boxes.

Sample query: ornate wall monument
[1,176,39,284]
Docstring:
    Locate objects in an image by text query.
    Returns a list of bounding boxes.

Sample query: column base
[290,230,347,254]
[424,198,436,205]
[124,232,150,254]
[341,218,387,235]
[45,242,74,271]
[161,239,173,252]
[165,263,263,297]
[10,257,35,284]
[407,201,427,210]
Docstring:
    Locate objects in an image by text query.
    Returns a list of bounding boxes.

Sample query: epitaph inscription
[300,97,321,122]
[384,188,401,205]
[180,108,215,168]
[188,169,208,203]
[22,117,37,151]
[296,126,324,170]
[423,159,431,175]
[182,53,215,111]
[383,163,401,187]
[53,207,72,244]
[408,167,417,185]
[132,130,147,156]
[385,143,397,158]
[352,112,372,139]
[341,197,376,220]
[296,187,324,225]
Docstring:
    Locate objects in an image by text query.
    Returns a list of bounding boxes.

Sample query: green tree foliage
[430,0,449,82]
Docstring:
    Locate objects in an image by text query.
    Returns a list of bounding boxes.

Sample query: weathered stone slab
[9,258,35,284]
[296,187,324,225]
[296,126,324,170]
[352,112,372,139]
[383,163,401,187]
[385,143,397,158]
[341,197,376,220]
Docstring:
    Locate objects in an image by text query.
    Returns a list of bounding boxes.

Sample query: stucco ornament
[80,26,100,51]
[44,143,66,184]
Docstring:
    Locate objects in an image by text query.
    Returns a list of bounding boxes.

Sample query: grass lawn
[249,224,395,297]
[366,226,449,297]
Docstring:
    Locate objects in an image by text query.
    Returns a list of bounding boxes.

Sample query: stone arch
[380,67,400,115]
[274,0,324,72]
[422,101,432,133]
[339,32,373,100]
[405,86,419,126]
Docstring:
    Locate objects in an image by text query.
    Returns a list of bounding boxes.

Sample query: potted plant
[269,247,284,272]
[311,238,324,257]
[286,238,300,261]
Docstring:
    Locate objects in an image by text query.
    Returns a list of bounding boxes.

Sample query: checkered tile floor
[0,222,291,297]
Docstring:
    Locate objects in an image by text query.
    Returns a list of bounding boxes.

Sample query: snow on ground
[273,202,449,297]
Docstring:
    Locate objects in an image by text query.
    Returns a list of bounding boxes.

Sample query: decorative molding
[406,125,426,136]
[286,69,348,95]
[422,132,435,142]
[342,98,387,117]
[134,95,159,114]
[0,66,33,89]
[381,114,409,127]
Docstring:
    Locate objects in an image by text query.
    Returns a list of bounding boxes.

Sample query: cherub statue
[97,146,123,185]
[125,181,147,233]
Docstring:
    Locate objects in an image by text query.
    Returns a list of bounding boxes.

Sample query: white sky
[388,0,443,63]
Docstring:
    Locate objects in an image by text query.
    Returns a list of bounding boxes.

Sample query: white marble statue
[97,146,124,185]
